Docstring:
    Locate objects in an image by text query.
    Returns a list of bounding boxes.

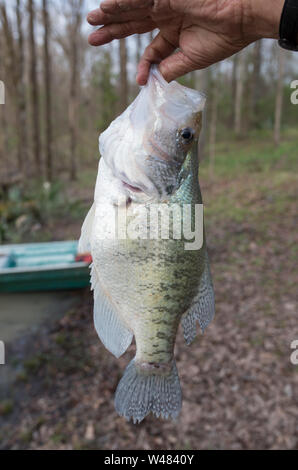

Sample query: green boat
[0,241,91,293]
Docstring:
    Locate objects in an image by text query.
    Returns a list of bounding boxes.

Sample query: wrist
[244,0,285,39]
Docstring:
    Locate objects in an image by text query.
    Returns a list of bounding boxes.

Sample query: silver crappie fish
[79,66,215,423]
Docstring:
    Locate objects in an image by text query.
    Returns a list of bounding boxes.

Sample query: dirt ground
[0,173,297,450]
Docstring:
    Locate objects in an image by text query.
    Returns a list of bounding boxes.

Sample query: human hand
[87,0,284,84]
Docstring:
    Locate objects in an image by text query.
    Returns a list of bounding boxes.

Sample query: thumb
[159,51,198,82]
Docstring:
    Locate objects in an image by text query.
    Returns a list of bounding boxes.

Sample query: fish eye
[180,127,194,142]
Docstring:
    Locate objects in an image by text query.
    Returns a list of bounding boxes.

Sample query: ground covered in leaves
[0,146,297,450]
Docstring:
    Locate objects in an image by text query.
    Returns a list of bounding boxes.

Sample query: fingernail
[87,13,97,23]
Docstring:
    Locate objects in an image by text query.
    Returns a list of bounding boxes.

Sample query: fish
[79,66,215,423]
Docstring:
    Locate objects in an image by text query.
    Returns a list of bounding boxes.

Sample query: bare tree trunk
[55,0,84,180]
[234,52,245,136]
[196,69,208,161]
[0,3,24,172]
[209,66,219,178]
[0,32,9,170]
[69,0,83,181]
[69,52,79,181]
[136,34,142,65]
[274,47,285,146]
[0,6,18,92]
[249,40,262,128]
[131,35,142,97]
[119,38,128,112]
[231,54,238,101]
[0,93,9,170]
[28,0,42,177]
[42,0,53,181]
[16,0,28,171]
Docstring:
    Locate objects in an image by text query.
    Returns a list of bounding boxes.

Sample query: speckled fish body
[79,67,215,423]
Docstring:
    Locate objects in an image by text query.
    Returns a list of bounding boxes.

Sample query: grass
[0,400,14,417]
[77,128,298,234]
[0,179,87,244]
[24,354,48,374]
[199,128,298,227]
[201,127,298,178]
[0,128,296,451]
[76,167,97,192]
[2,127,296,245]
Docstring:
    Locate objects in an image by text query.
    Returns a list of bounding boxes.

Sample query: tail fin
[114,358,182,424]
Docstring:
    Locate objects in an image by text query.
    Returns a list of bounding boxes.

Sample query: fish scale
[79,66,215,423]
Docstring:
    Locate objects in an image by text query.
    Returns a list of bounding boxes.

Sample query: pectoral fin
[78,203,95,253]
[91,264,133,358]
[182,252,215,345]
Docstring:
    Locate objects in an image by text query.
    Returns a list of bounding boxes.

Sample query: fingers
[159,51,198,82]
[137,33,177,85]
[89,19,155,46]
[87,7,151,26]
[100,0,154,15]
[158,27,241,82]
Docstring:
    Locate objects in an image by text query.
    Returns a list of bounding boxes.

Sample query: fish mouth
[122,180,144,193]
[120,173,159,200]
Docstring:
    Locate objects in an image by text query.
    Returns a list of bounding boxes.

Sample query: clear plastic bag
[99,66,206,199]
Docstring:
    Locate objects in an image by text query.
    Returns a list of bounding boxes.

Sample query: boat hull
[0,241,90,293]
